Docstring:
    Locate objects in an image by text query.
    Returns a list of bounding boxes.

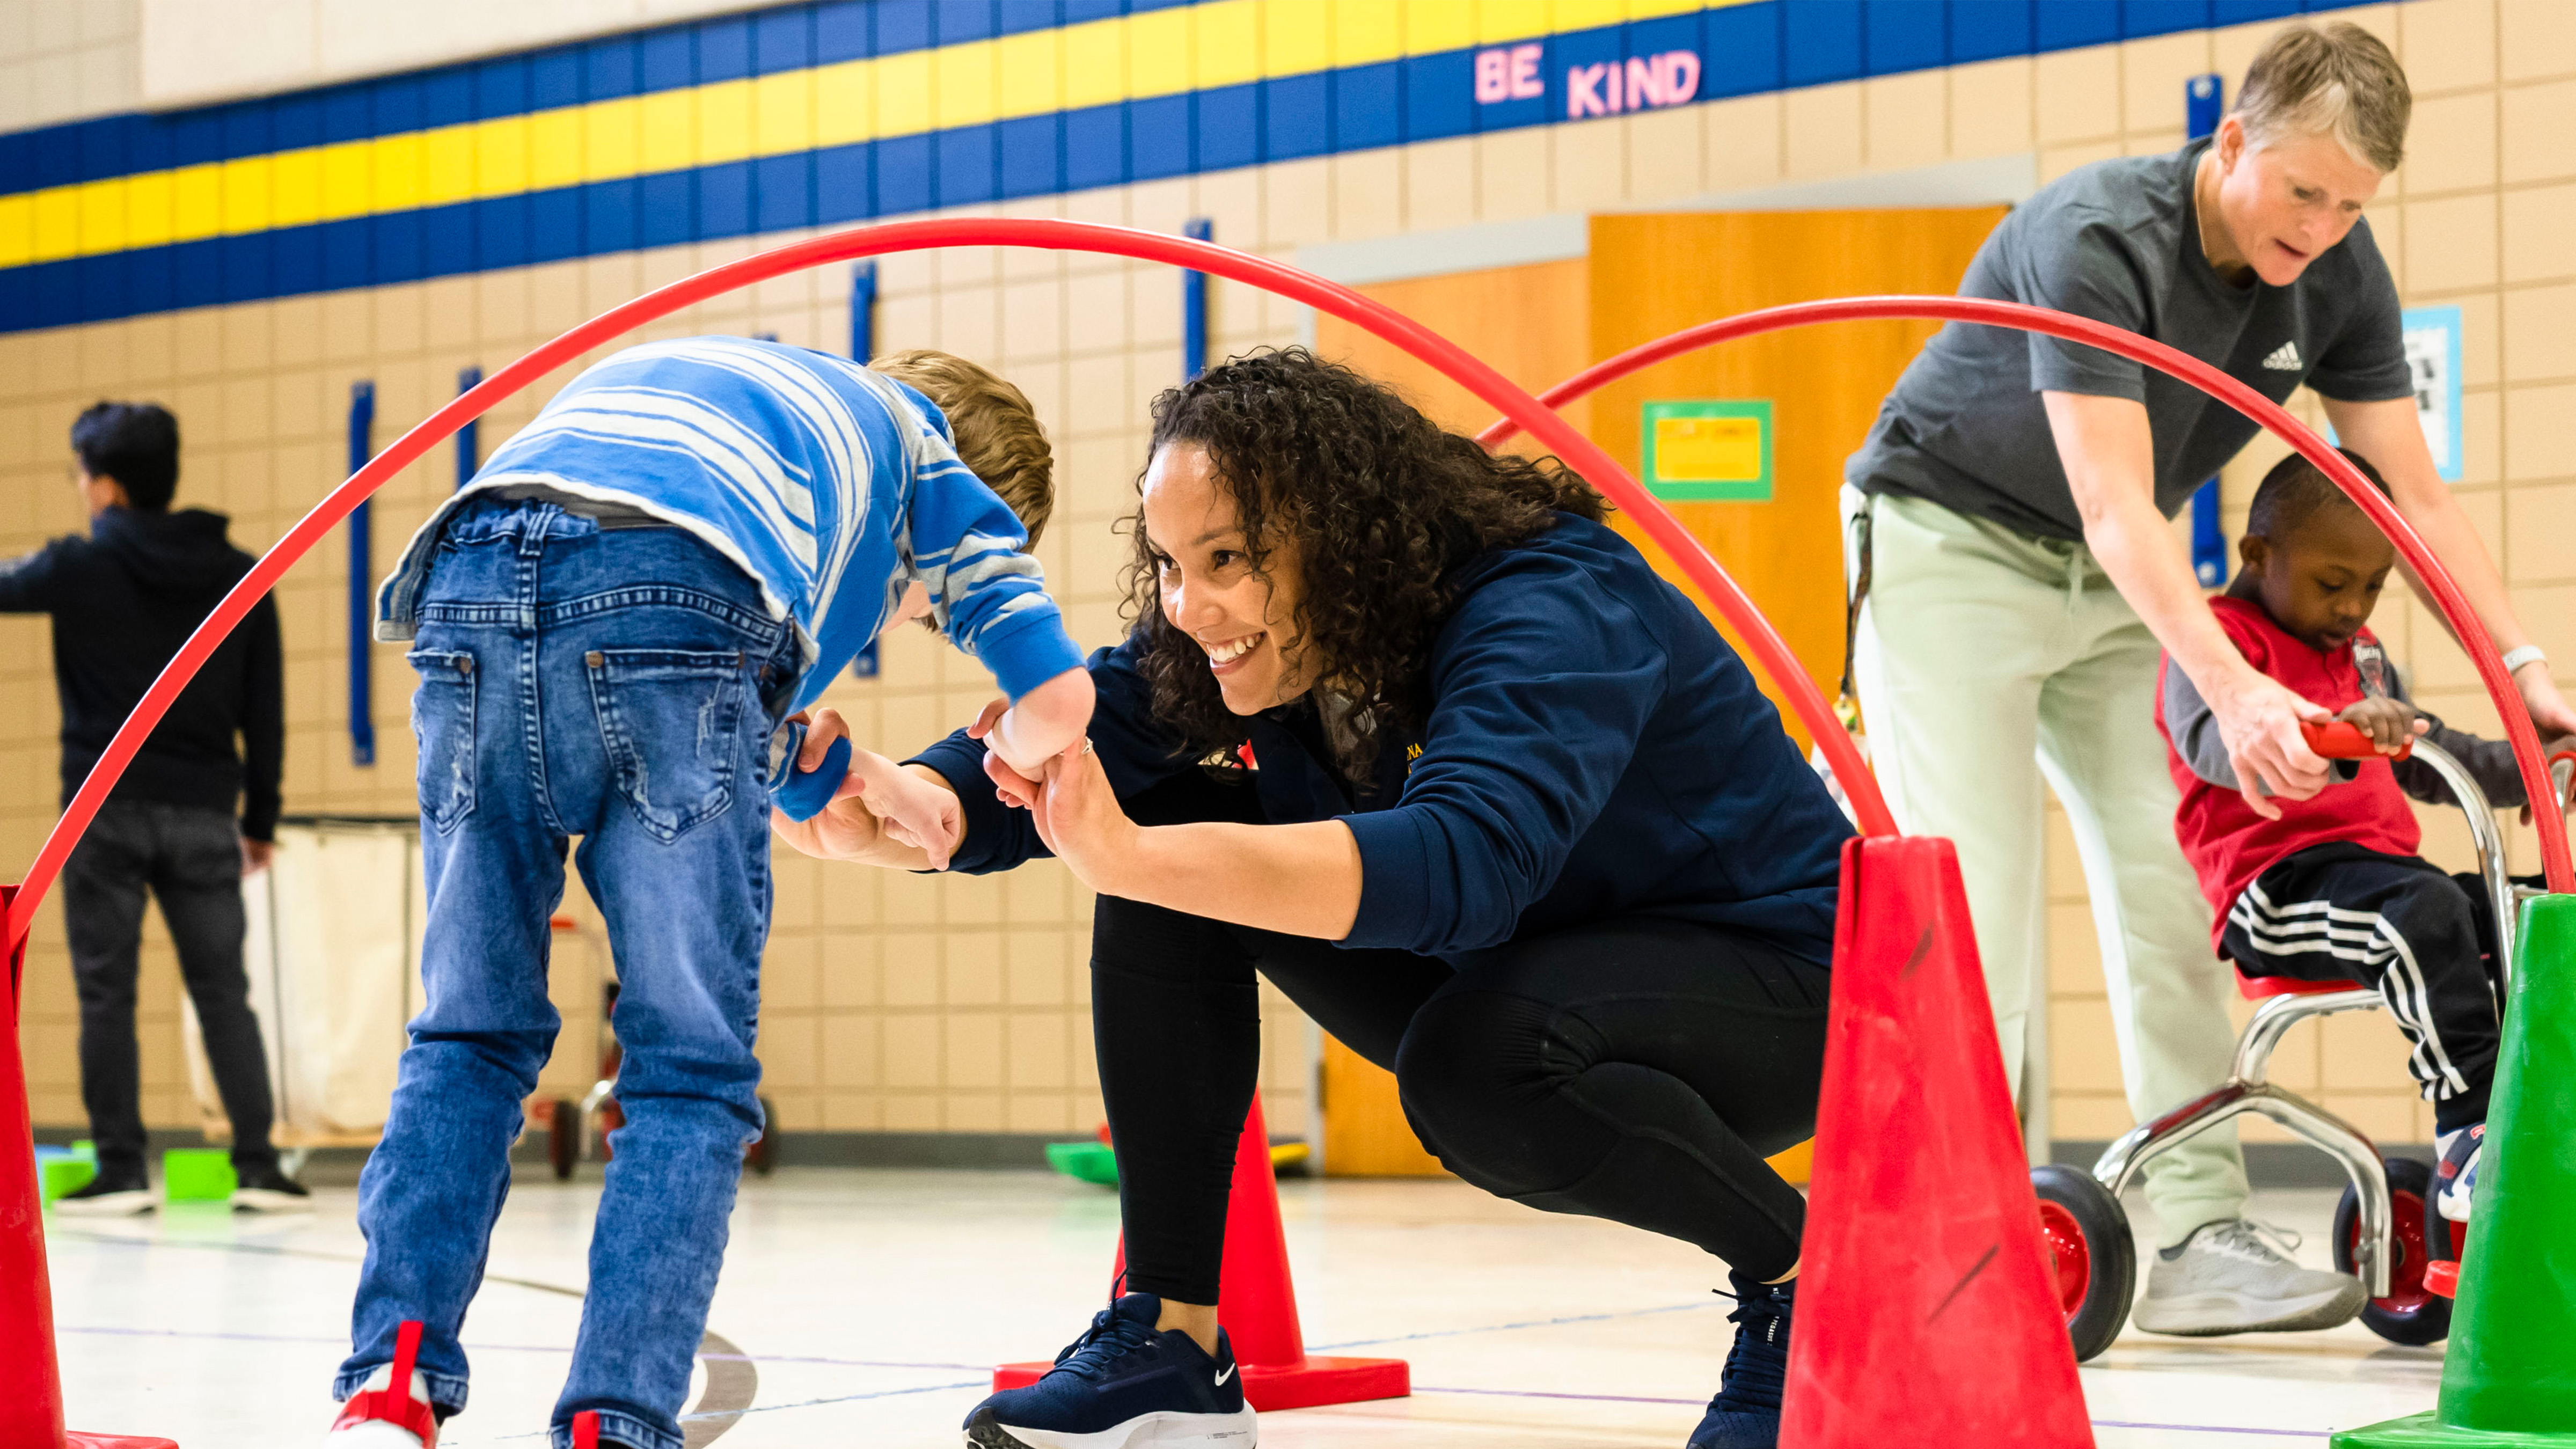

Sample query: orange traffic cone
[995,1095,1409,1411]
[1781,838,2094,1448]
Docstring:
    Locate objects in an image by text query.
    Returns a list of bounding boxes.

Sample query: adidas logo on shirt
[2261,341,2302,371]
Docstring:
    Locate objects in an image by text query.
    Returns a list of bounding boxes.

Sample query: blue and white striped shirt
[376,336,1082,714]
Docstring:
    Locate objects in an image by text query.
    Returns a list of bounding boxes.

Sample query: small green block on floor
[161,1148,236,1202]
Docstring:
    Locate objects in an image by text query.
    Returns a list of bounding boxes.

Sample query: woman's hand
[1026,741,1141,896]
[2206,667,2333,819]
[2516,664,2576,741]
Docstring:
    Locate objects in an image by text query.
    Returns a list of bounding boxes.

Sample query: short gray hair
[2233,21,2411,174]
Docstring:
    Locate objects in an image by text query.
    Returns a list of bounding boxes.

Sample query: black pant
[60,800,276,1177]
[1094,776,1831,1300]
[2222,843,2505,1135]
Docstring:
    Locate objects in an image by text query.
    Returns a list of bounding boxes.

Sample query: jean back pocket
[586,648,751,843]
[408,650,479,833]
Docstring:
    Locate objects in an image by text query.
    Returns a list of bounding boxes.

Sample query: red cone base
[1781,837,2094,1449]
[996,1097,1408,1413]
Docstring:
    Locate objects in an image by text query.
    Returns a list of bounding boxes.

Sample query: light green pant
[1842,486,2249,1243]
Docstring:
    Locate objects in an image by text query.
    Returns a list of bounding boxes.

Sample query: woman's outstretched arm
[1027,742,1362,939]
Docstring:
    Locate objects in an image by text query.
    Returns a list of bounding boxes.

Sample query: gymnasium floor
[46,1169,2439,1447]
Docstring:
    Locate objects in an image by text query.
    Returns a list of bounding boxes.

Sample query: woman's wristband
[2502,645,2549,677]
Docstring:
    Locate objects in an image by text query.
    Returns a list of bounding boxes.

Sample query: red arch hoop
[1484,299,2574,897]
[2,218,1893,953]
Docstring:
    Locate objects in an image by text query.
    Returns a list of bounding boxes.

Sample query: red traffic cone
[2,885,181,1449]
[1781,838,2094,1448]
[996,1095,1409,1411]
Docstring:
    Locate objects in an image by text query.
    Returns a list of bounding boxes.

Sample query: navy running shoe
[962,1293,1256,1448]
[1688,1274,1794,1449]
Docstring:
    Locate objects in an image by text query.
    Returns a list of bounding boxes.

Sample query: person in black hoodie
[1,401,304,1213]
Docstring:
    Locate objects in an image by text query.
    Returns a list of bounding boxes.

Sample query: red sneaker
[327,1320,441,1446]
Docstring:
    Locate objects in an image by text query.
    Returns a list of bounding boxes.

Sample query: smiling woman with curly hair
[777,347,1854,1449]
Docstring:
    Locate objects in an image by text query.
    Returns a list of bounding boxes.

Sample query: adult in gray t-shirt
[1850,136,2410,542]
[1836,21,2574,1340]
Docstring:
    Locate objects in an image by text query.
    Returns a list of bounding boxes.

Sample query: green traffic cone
[2336,892,2576,1447]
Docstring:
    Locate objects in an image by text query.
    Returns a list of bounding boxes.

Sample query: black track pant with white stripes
[2221,842,2504,1135]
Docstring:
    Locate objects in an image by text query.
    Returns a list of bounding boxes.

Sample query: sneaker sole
[234,1188,316,1212]
[2133,1282,2367,1336]
[964,1406,1257,1449]
[52,1192,155,1217]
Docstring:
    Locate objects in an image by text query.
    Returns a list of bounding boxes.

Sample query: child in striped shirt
[333,338,1089,1449]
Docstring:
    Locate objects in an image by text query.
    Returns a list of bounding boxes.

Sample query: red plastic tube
[1485,297,2574,897]
[2,218,1893,956]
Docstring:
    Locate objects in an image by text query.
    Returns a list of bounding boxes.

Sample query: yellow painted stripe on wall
[11,1,1758,261]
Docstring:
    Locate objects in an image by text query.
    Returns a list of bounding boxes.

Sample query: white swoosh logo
[1213,1364,1237,1386]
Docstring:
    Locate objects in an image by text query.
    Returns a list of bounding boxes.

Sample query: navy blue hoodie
[913,512,1849,965]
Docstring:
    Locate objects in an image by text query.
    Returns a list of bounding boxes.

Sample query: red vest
[2156,595,2421,949]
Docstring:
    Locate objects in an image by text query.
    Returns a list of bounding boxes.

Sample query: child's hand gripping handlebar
[2301,720,2413,761]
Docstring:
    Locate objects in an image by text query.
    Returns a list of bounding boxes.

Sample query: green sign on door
[1641,400,1773,502]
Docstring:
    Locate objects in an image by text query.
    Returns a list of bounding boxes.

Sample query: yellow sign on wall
[1642,399,1772,501]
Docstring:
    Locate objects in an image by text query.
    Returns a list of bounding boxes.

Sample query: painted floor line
[56,1323,984,1372]
[1412,1388,2338,1439]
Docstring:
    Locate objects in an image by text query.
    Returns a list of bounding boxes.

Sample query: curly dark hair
[1126,347,1607,785]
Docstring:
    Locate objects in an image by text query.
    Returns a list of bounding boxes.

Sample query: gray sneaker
[2133,1218,2366,1336]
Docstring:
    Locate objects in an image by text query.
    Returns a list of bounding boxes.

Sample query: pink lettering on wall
[1564,50,1701,119]
[1473,42,1546,104]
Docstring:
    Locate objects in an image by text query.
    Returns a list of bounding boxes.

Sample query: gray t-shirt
[1846,137,2415,543]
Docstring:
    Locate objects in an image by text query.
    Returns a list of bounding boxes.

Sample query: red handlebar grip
[2302,720,2413,760]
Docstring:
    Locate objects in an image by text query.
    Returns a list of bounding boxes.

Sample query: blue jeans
[339,497,800,1449]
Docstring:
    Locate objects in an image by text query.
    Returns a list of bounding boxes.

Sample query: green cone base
[2337,1413,2576,1447]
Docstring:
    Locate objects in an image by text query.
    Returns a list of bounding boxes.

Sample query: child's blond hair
[869,349,1055,548]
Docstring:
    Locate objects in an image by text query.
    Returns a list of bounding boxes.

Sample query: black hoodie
[0,507,283,840]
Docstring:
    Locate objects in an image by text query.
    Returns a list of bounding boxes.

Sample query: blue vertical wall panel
[1402,52,1475,143]
[127,245,173,316]
[1703,2,1783,99]
[0,266,25,330]
[755,152,816,232]
[1949,1,2035,61]
[1064,105,1127,191]
[997,0,1062,39]
[529,187,583,264]
[640,28,693,92]
[935,1,998,44]
[1061,0,1125,23]
[875,0,932,55]
[1335,61,1401,151]
[587,180,640,253]
[474,55,529,119]
[814,1,872,63]
[699,159,753,239]
[371,212,425,286]
[220,100,272,164]
[639,172,694,247]
[1131,94,1192,179]
[585,36,640,98]
[2124,1,2214,38]
[271,223,320,301]
[698,16,752,82]
[480,193,531,270]
[220,232,272,304]
[1866,0,1948,74]
[27,122,76,187]
[531,47,582,108]
[272,93,321,151]
[1474,35,1552,135]
[753,7,811,73]
[1784,0,1862,85]
[2213,0,2302,19]
[997,115,1064,199]
[1558,25,1623,114]
[0,131,38,193]
[321,217,372,291]
[321,82,374,143]
[28,260,76,327]
[876,134,934,214]
[1630,13,1702,83]
[75,117,125,185]
[815,142,873,223]
[936,125,999,207]
[1197,83,1260,171]
[422,68,475,129]
[421,201,477,278]
[76,253,126,323]
[2036,1,2121,49]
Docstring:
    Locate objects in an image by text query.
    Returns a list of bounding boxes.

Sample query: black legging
[1096,774,1832,1302]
